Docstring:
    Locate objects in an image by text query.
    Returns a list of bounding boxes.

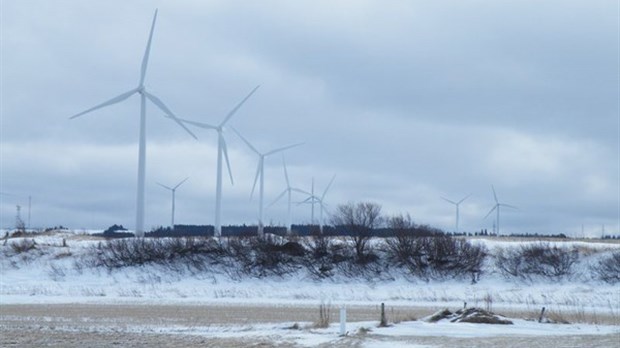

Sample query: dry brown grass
[313,303,332,328]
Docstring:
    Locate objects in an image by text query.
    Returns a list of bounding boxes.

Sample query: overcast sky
[1,0,618,236]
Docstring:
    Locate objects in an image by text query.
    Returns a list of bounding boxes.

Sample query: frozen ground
[1,230,618,347]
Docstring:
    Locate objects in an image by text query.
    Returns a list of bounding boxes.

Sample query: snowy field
[1,230,618,347]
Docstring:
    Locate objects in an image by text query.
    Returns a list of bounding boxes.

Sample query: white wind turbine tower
[232,128,303,236]
[157,177,189,228]
[484,185,517,235]
[171,86,259,237]
[441,194,472,234]
[269,156,310,234]
[301,175,336,233]
[309,178,316,224]
[70,10,197,237]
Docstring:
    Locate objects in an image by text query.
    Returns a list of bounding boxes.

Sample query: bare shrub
[218,237,250,279]
[87,238,167,269]
[220,236,305,278]
[249,235,305,278]
[496,243,579,280]
[385,232,486,281]
[302,232,340,279]
[48,263,66,281]
[331,201,382,264]
[314,302,332,328]
[9,239,37,254]
[591,251,620,284]
[495,247,523,278]
[81,237,223,272]
[384,214,418,268]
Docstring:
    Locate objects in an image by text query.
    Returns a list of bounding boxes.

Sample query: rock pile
[425,307,513,325]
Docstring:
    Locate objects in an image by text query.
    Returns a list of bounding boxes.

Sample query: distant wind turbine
[301,175,336,233]
[157,177,189,228]
[171,86,260,237]
[69,10,197,237]
[484,185,517,235]
[441,194,472,234]
[232,128,303,236]
[269,156,310,234]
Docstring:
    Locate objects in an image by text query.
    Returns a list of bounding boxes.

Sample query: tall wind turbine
[157,177,189,228]
[70,10,197,237]
[232,128,303,236]
[484,185,517,235]
[441,194,472,234]
[171,86,260,237]
[269,156,310,234]
[301,175,336,233]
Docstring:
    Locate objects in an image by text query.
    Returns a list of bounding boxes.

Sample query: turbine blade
[250,159,261,199]
[221,136,234,185]
[268,190,287,207]
[231,127,259,154]
[219,85,260,127]
[501,203,519,210]
[265,142,304,156]
[144,91,198,139]
[321,174,336,200]
[282,156,290,187]
[298,196,314,204]
[165,114,217,130]
[139,9,158,87]
[491,185,498,204]
[174,176,190,189]
[458,193,473,205]
[484,205,497,219]
[70,88,138,119]
[291,188,311,196]
[441,197,457,205]
[156,182,172,190]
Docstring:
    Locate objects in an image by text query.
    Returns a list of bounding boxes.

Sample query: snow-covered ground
[1,230,618,346]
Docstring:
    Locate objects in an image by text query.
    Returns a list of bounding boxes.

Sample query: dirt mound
[425,307,513,325]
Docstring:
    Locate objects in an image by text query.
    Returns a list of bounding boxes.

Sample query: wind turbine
[441,193,472,234]
[301,175,336,233]
[171,86,260,237]
[157,177,189,228]
[232,128,303,236]
[484,185,517,235]
[269,156,310,234]
[70,10,197,237]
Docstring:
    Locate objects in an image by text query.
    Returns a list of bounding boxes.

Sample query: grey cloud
[1,0,617,235]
